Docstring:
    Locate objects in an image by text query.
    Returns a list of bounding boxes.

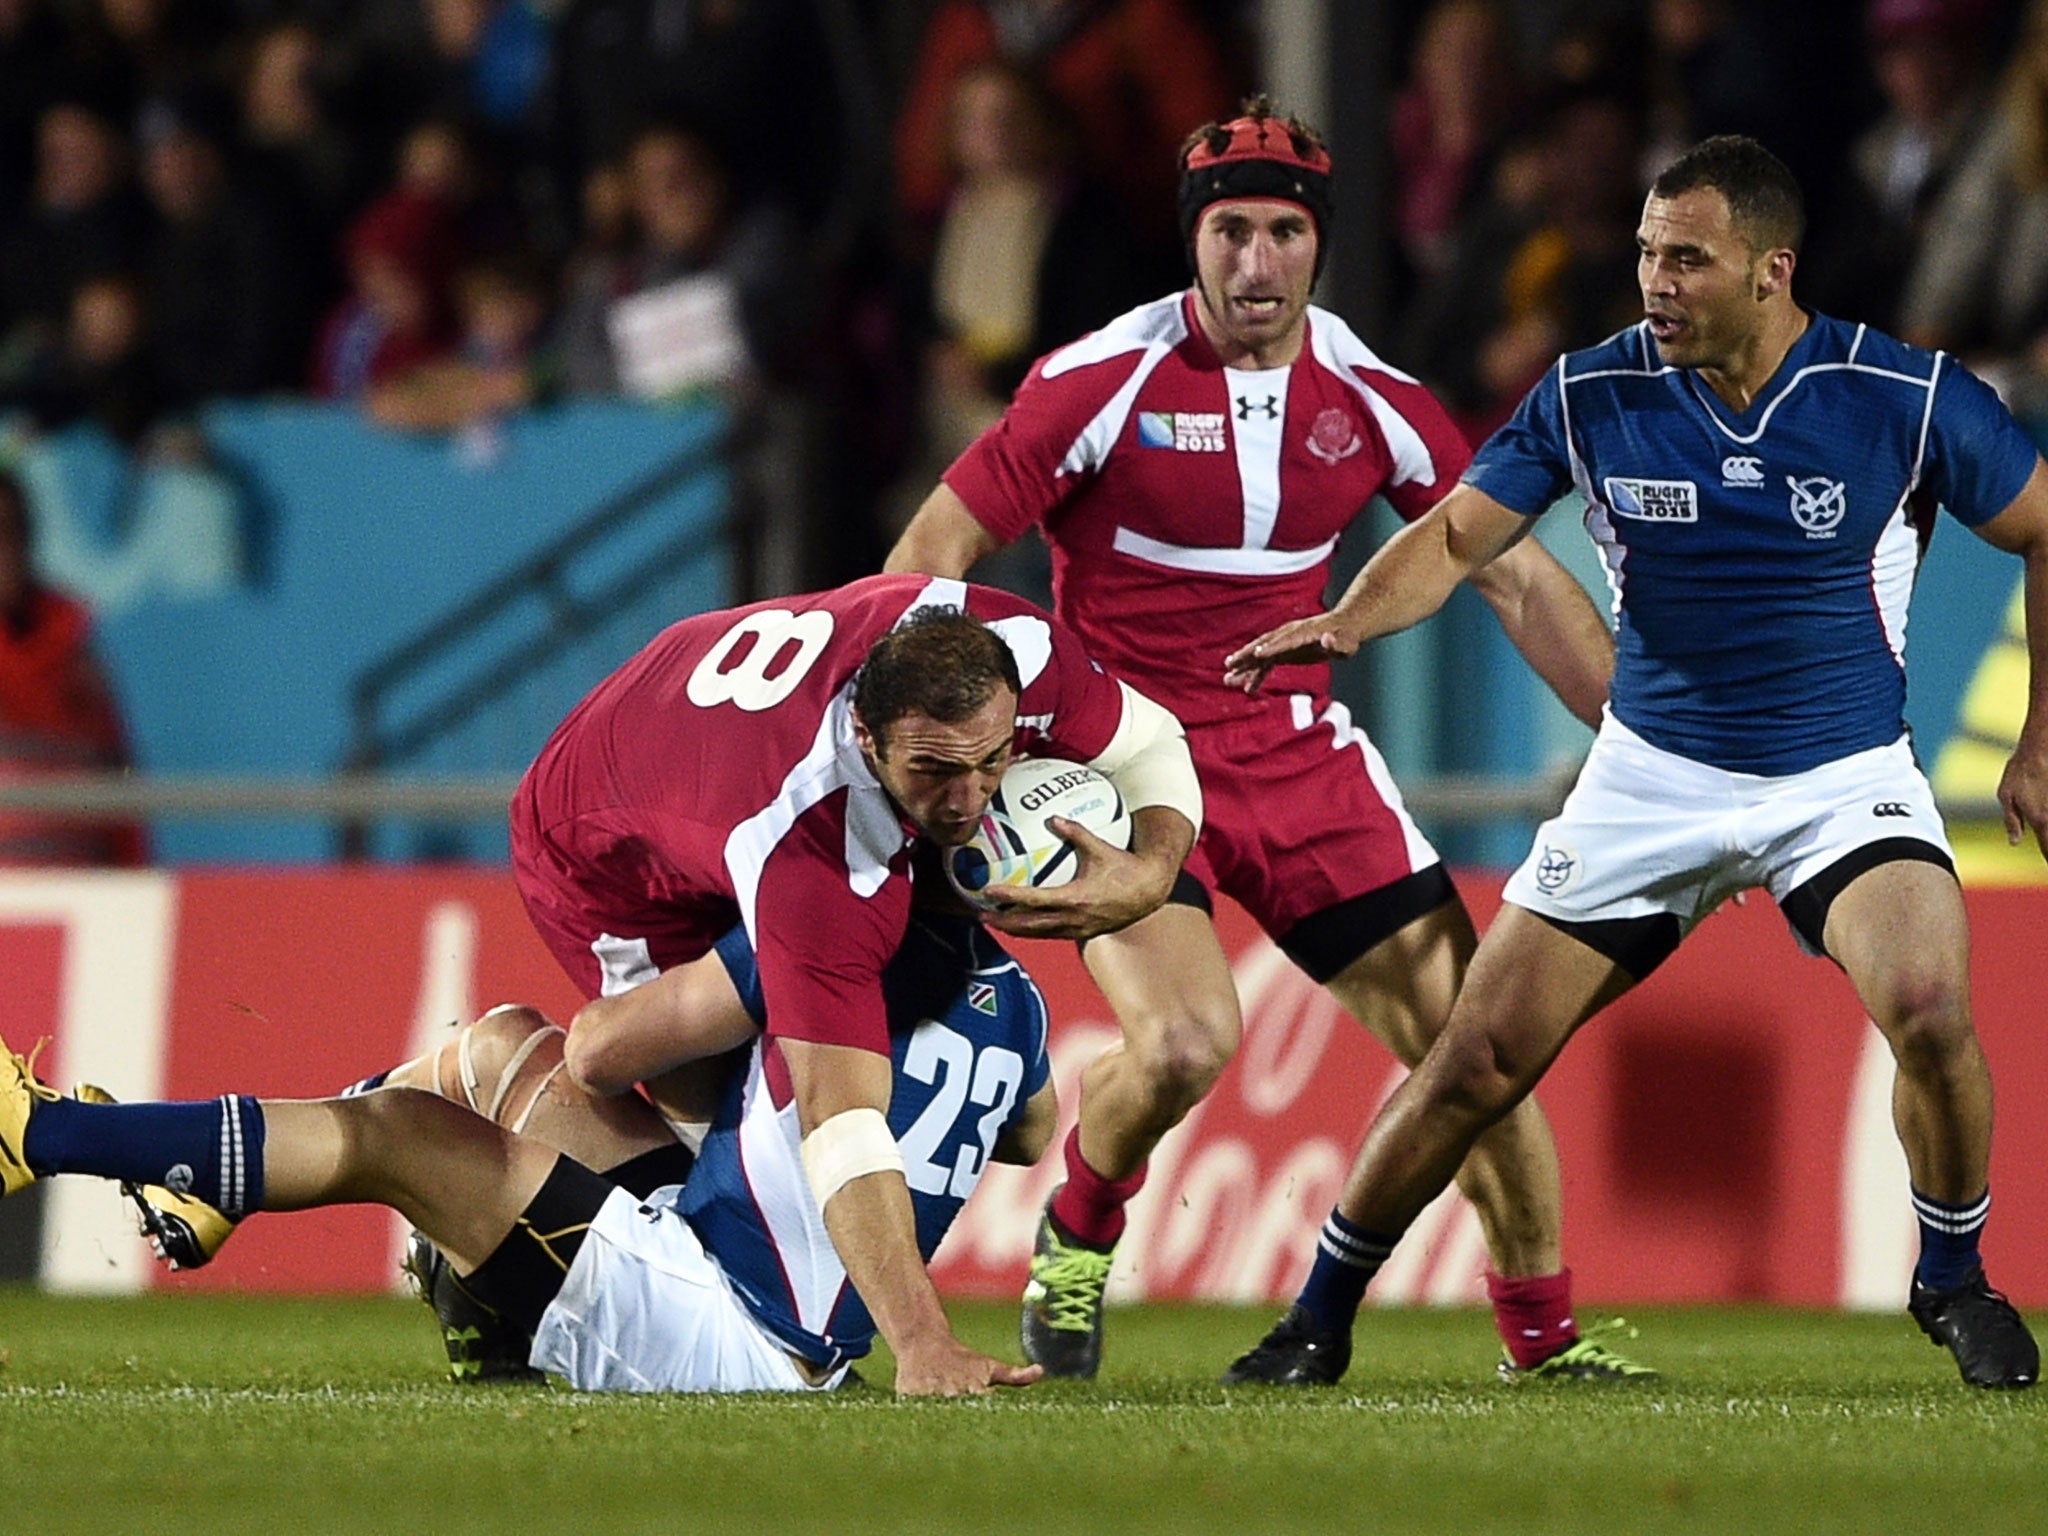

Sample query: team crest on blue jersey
[967,981,998,1015]
[1137,411,1226,452]
[1603,477,1698,523]
[1787,476,1846,538]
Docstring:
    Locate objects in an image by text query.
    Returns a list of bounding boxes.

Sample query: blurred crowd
[6,0,2048,864]
[6,0,2048,569]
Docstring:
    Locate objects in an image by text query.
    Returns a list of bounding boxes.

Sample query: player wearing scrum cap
[890,100,1643,1384]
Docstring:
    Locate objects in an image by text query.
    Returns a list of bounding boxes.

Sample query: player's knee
[1877,971,1973,1078]
[432,1005,567,1126]
[1127,1007,1237,1107]
[1427,1024,1525,1119]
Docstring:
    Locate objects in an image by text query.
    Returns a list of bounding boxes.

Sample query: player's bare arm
[884,483,1004,579]
[981,803,1197,940]
[1468,536,1615,729]
[780,1036,1042,1397]
[1223,483,1532,692]
[1973,456,2048,857]
[562,958,758,1097]
[992,1080,1060,1165]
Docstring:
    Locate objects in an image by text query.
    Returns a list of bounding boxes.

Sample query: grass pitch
[1,1291,2042,1535]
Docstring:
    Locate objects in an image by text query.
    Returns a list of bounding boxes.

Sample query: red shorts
[510,806,729,1001]
[1182,693,1441,939]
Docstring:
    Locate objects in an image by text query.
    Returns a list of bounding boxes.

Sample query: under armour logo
[1235,394,1280,421]
[1872,802,1911,818]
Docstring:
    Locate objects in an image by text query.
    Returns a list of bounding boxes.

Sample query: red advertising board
[2,869,2042,1308]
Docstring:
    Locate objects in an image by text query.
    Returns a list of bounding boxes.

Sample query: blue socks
[23,1095,267,1219]
[1296,1210,1397,1333]
[1913,1186,1990,1290]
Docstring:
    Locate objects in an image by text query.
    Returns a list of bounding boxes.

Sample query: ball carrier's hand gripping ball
[945,758,1133,909]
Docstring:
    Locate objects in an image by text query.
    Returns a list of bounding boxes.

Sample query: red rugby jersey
[511,574,1126,1054]
[944,292,1471,727]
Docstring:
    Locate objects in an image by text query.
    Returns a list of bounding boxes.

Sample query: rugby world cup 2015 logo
[1787,475,1846,538]
[1602,477,1698,523]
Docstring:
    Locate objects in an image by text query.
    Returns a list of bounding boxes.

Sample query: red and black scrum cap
[1177,112,1335,250]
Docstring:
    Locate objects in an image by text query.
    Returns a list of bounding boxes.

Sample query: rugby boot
[70,1083,239,1269]
[1497,1319,1659,1383]
[2,1040,59,1196]
[1019,1192,1114,1378]
[1219,1304,1352,1385]
[402,1228,543,1383]
[1909,1267,2039,1389]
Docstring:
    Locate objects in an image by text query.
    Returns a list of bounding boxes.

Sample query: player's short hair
[854,608,1021,750]
[1650,135,1805,255]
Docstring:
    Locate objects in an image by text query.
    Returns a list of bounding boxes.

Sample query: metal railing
[344,437,732,777]
[0,770,2013,832]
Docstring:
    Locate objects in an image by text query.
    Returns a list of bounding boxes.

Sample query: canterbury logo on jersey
[1137,411,1227,452]
[1722,456,1764,487]
[1603,477,1699,523]
[1872,802,1911,818]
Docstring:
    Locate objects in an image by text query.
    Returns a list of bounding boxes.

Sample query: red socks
[1487,1268,1578,1369]
[1049,1127,1147,1249]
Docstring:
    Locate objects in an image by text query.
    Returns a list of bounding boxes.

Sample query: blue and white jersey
[1467,314,2039,774]
[672,915,1051,1371]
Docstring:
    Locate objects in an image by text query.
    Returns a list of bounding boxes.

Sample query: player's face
[1637,188,1774,371]
[857,688,1017,846]
[1192,199,1317,365]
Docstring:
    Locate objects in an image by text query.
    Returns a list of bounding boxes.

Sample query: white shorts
[529,1187,847,1394]
[1504,716,1951,955]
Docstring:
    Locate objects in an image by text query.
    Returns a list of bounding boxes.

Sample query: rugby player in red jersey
[889,101,1646,1384]
[510,575,1203,1394]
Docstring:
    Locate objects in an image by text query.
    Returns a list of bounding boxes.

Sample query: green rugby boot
[402,1228,543,1384]
[1498,1320,1659,1383]
[1019,1190,1115,1379]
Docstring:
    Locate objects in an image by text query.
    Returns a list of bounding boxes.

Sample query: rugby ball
[945,758,1132,908]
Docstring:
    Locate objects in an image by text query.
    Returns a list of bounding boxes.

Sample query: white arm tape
[1090,681,1204,835]
[800,1106,906,1210]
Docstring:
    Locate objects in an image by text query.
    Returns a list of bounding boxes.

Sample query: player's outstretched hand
[1223,612,1360,693]
[979,816,1168,941]
[894,1334,1045,1397]
[1997,730,2048,859]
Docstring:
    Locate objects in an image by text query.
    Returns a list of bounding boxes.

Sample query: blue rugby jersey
[1467,315,2038,774]
[672,915,1051,1371]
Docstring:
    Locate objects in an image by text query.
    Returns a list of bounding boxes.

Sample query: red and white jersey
[510,574,1126,1055]
[944,292,1471,727]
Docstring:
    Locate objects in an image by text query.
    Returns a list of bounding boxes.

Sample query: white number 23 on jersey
[897,1023,1024,1200]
